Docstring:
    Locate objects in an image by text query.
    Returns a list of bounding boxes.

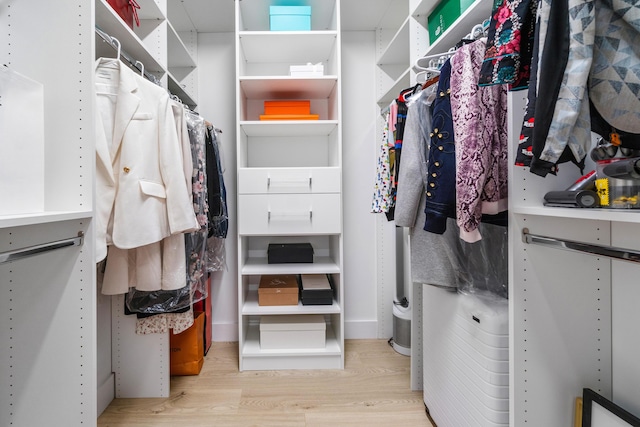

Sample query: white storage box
[260,314,326,349]
[289,63,324,77]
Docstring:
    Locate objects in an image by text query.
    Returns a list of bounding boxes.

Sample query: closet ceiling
[175,0,392,32]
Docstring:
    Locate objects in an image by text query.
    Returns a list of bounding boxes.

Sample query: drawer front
[238,167,341,194]
[238,194,341,235]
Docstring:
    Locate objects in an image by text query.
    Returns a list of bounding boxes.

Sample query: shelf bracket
[522,228,640,264]
[0,232,84,264]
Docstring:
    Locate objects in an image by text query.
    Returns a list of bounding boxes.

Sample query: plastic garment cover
[206,126,228,239]
[126,109,209,314]
[447,221,508,299]
[205,126,228,272]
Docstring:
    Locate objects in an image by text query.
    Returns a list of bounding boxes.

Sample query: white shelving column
[0,2,96,425]
[235,0,344,371]
[509,89,640,424]
[95,0,198,399]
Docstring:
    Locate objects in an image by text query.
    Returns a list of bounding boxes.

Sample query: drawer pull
[268,209,313,222]
[266,175,312,189]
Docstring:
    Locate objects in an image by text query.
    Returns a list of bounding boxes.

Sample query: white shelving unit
[235,0,344,371]
[95,0,198,108]
[0,2,96,425]
[508,91,640,424]
[94,0,199,402]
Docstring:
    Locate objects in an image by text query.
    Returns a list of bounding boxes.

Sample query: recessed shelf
[239,31,338,64]
[242,324,342,357]
[242,291,341,315]
[513,206,640,224]
[240,120,338,137]
[241,256,341,275]
[240,76,338,99]
[0,211,93,229]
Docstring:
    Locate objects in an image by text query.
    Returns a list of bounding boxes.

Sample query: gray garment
[395,88,461,289]
[395,88,508,297]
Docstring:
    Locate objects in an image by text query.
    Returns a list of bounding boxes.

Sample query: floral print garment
[478,0,537,90]
[372,112,393,213]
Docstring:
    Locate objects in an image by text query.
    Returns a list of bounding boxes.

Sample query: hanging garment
[94,58,199,263]
[395,87,461,289]
[478,0,538,90]
[527,0,640,176]
[206,126,228,239]
[424,59,456,234]
[515,0,544,167]
[371,111,393,213]
[450,38,509,243]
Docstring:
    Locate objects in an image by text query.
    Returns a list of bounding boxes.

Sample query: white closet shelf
[377,16,411,66]
[239,76,338,99]
[240,120,338,137]
[377,67,411,107]
[167,71,197,108]
[419,0,493,59]
[241,256,341,275]
[0,211,93,229]
[242,325,342,358]
[242,292,341,315]
[239,31,338,64]
[513,206,640,224]
[96,0,166,74]
[167,21,196,68]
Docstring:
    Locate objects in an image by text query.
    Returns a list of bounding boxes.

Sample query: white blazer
[95,58,198,263]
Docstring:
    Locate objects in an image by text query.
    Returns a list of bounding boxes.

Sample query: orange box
[259,114,319,121]
[258,274,299,306]
[264,100,310,115]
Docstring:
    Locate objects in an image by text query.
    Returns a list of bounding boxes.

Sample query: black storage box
[267,243,314,264]
[300,274,333,305]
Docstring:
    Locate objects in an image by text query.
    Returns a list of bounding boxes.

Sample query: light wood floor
[98,339,433,427]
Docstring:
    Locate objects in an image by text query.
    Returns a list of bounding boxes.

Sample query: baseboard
[345,319,379,339]
[211,322,239,342]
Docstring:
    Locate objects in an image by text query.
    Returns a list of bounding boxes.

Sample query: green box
[427,0,475,42]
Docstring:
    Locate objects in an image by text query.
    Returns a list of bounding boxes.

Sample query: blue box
[269,6,311,31]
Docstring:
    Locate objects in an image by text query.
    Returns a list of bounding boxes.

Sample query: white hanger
[135,60,144,76]
[111,36,121,60]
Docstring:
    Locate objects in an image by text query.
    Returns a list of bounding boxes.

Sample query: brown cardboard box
[258,275,299,306]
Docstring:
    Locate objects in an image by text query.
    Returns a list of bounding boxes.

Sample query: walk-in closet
[1,0,639,426]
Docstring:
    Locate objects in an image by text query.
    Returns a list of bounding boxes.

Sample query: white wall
[196,30,390,341]
[196,32,239,341]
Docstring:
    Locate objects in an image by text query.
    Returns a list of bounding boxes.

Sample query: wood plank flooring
[98,339,433,427]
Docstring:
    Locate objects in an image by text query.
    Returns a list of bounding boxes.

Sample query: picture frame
[582,388,640,427]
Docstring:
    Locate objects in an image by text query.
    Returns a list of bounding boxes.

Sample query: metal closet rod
[94,26,162,86]
[522,228,640,264]
[0,232,84,264]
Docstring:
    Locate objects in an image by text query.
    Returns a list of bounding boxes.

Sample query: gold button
[438,146,444,151]
[434,161,440,167]
[429,182,435,188]
[432,173,437,178]
[426,192,432,197]
[123,167,131,173]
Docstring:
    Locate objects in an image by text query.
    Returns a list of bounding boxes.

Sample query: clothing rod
[521,228,640,264]
[0,232,84,264]
[94,26,162,86]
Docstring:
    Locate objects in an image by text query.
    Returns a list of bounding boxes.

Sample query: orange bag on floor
[170,311,205,376]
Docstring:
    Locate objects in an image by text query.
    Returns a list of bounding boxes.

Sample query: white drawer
[238,194,341,235]
[238,167,340,194]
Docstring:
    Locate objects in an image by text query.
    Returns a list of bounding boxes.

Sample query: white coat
[94,58,199,264]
